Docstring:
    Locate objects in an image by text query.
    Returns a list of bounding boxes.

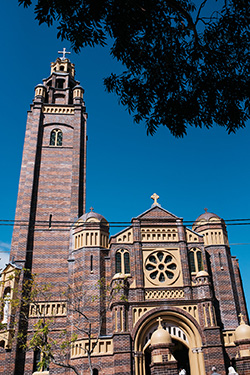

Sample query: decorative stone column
[234,315,250,374]
[150,317,178,375]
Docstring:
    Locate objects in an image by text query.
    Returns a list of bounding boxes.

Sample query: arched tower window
[50,129,63,146]
[93,370,99,375]
[115,249,130,274]
[188,248,203,274]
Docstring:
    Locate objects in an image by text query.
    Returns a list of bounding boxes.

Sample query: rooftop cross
[239,313,245,325]
[156,316,163,329]
[204,208,208,213]
[58,48,71,60]
[90,207,94,212]
[151,193,160,206]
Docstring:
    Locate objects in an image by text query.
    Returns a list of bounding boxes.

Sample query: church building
[1,55,250,375]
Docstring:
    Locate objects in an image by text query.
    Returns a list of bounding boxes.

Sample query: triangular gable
[0,262,22,275]
[185,227,203,238]
[185,227,203,243]
[136,205,179,221]
[110,226,133,243]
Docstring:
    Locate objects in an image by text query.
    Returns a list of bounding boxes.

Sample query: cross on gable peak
[151,193,161,207]
[89,207,94,212]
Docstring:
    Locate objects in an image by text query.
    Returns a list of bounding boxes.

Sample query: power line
[1,217,250,224]
[1,218,250,229]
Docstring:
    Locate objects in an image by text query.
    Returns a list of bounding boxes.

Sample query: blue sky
[0,2,250,307]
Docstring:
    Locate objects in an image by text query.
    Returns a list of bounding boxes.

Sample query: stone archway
[133,309,206,375]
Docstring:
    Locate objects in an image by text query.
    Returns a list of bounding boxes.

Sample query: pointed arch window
[188,248,203,275]
[115,249,130,274]
[50,129,63,146]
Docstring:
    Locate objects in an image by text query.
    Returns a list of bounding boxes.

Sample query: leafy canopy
[19,0,250,136]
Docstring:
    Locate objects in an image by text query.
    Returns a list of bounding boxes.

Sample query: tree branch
[165,0,199,43]
[195,0,208,25]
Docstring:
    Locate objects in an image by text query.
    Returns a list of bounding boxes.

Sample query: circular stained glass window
[145,250,179,285]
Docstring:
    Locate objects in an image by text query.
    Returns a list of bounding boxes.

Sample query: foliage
[19,0,250,136]
[1,271,127,375]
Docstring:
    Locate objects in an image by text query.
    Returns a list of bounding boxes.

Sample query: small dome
[35,83,46,88]
[151,318,172,346]
[73,84,84,90]
[235,316,250,341]
[193,209,221,230]
[196,270,209,278]
[112,272,125,280]
[79,211,108,223]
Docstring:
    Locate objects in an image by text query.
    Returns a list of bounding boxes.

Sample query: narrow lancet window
[189,248,203,274]
[90,255,93,272]
[115,249,130,274]
[50,129,63,146]
[115,252,122,273]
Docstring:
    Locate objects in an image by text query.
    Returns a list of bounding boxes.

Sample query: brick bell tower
[10,51,87,282]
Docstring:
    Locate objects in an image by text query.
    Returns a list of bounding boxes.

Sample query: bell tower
[10,53,87,280]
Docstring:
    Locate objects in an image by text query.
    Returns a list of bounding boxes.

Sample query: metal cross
[151,193,159,205]
[90,207,94,212]
[58,48,71,60]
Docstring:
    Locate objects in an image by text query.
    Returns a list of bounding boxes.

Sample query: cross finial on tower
[151,193,160,206]
[58,48,71,60]
[204,208,208,213]
[156,317,163,329]
[90,207,94,212]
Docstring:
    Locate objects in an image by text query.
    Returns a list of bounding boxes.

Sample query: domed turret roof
[151,318,172,346]
[80,211,108,223]
[193,209,221,230]
[73,84,84,90]
[195,211,221,222]
[235,315,250,341]
[196,270,209,278]
[35,83,46,88]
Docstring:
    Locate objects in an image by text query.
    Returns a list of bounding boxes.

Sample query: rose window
[145,251,179,285]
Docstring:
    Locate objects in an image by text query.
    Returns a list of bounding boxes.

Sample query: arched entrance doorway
[133,309,206,375]
[172,339,190,374]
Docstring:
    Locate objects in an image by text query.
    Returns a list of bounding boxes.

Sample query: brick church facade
[1,56,250,375]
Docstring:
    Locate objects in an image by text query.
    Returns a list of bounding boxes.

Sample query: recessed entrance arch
[172,339,190,374]
[133,308,206,375]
